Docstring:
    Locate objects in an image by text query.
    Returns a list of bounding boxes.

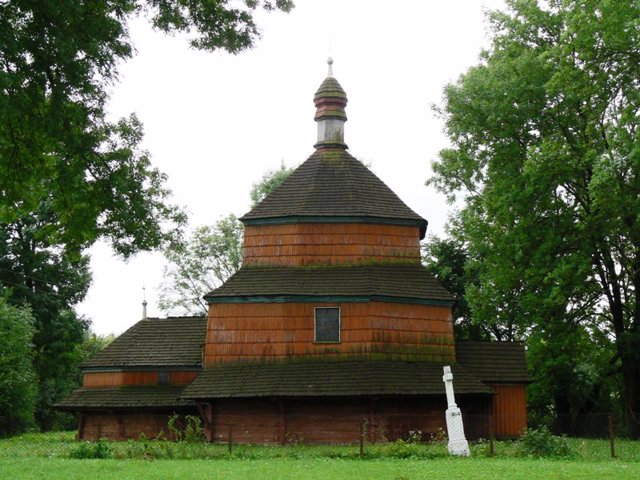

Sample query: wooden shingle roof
[456,341,530,383]
[181,360,493,399]
[55,385,194,410]
[82,317,206,369]
[240,149,428,238]
[314,76,347,101]
[205,265,455,304]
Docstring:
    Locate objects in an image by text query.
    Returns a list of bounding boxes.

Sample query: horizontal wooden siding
[82,370,199,388]
[205,301,454,365]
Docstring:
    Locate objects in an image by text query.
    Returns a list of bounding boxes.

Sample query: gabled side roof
[456,341,530,383]
[240,149,428,238]
[82,316,207,369]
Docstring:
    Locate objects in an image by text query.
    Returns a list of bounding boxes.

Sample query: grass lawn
[2,457,639,480]
[1,432,638,479]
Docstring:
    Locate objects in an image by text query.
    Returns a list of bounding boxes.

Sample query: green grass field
[1,432,638,479]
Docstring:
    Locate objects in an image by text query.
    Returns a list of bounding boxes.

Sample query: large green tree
[421,236,486,340]
[0,0,292,432]
[430,0,640,435]
[0,300,36,436]
[1,207,92,430]
[1,0,292,255]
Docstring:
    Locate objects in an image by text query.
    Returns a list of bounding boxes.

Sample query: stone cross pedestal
[442,366,470,456]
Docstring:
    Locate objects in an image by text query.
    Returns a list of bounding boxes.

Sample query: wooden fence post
[360,420,366,458]
[608,414,615,458]
[228,424,233,455]
[489,414,495,457]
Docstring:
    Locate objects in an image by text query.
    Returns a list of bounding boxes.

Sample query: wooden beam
[278,399,287,445]
[77,412,86,440]
[196,402,214,442]
[368,397,377,443]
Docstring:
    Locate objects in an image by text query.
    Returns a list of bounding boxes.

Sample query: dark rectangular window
[314,307,340,343]
[158,371,169,386]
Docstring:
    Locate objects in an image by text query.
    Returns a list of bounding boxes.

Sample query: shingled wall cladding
[205,301,454,364]
[243,223,421,266]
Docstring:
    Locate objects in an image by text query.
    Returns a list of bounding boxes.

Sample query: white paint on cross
[443,365,471,456]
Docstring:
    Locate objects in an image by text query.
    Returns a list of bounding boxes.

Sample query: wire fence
[203,411,637,457]
[2,412,638,460]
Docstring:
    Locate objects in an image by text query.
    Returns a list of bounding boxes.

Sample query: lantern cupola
[314,57,348,149]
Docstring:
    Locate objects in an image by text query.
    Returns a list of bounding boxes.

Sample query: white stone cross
[442,366,470,456]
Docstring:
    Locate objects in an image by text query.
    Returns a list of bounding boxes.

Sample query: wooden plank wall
[205,301,455,365]
[82,370,199,388]
[208,397,479,444]
[77,396,493,443]
[211,399,281,444]
[489,384,527,437]
[243,223,421,266]
[80,413,175,441]
[375,397,448,442]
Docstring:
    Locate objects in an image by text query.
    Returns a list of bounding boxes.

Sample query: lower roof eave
[183,391,495,401]
[55,404,197,412]
[179,360,494,400]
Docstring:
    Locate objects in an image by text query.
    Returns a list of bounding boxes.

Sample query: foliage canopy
[0,0,292,432]
[429,0,640,435]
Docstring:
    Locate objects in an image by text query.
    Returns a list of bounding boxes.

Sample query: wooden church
[58,62,529,443]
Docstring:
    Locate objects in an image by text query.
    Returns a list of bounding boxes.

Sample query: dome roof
[240,148,428,238]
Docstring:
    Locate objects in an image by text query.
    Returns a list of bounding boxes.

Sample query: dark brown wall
[243,223,421,266]
[202,396,490,445]
[79,413,175,441]
[76,395,494,443]
[205,302,454,365]
[209,399,281,444]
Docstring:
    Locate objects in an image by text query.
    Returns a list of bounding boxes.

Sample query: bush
[167,414,206,443]
[386,439,421,459]
[517,427,573,458]
[69,438,112,459]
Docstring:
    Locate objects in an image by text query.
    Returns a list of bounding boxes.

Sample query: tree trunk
[620,352,640,439]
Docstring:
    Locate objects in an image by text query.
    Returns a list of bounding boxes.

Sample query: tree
[1,0,292,257]
[81,332,116,362]
[160,214,244,315]
[429,0,640,435]
[0,300,37,436]
[160,165,293,315]
[0,207,92,430]
[250,162,294,207]
[421,235,487,340]
[1,0,292,432]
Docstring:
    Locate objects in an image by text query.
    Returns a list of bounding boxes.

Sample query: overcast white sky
[77,0,506,336]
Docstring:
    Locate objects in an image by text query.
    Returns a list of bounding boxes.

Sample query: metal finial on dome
[327,57,333,77]
[142,285,148,320]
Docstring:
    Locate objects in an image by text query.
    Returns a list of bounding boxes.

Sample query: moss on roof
[456,341,530,383]
[205,264,455,303]
[82,317,206,369]
[181,360,493,399]
[55,385,194,410]
[240,149,428,238]
[314,76,347,100]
